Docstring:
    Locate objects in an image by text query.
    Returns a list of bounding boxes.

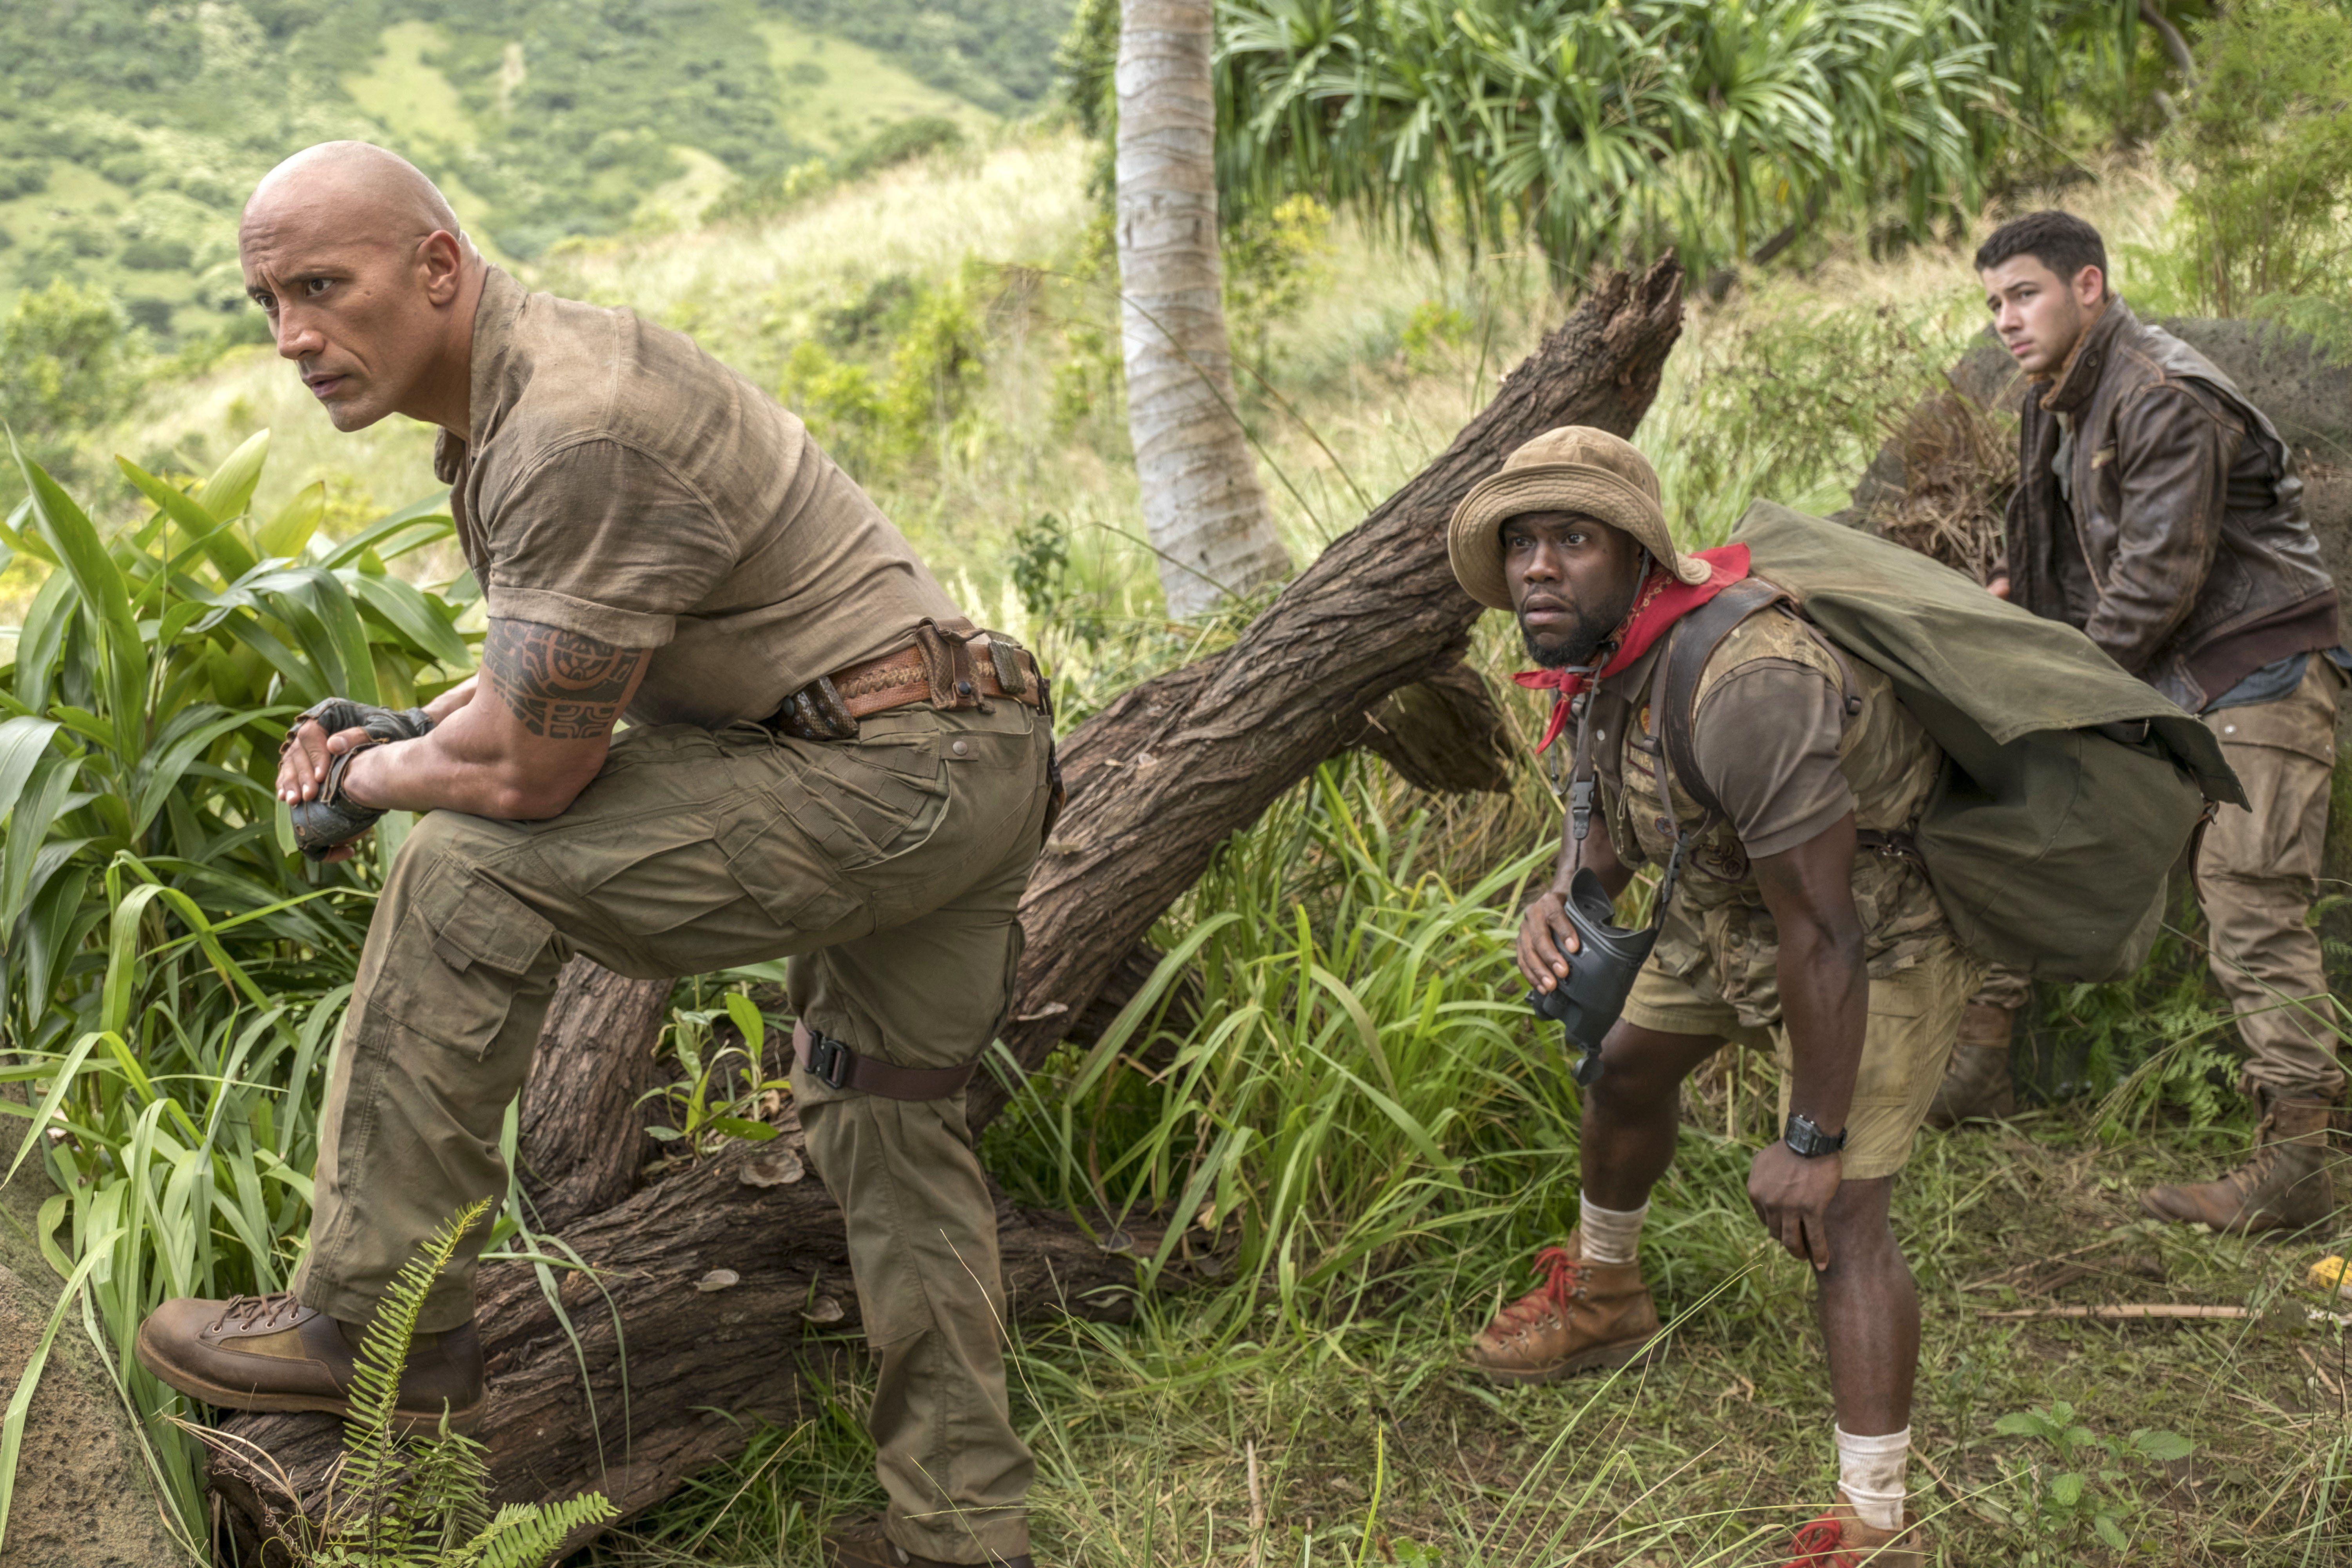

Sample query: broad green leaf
[255,481,325,560]
[131,707,255,835]
[723,991,766,1055]
[320,491,454,568]
[2047,1471,2085,1507]
[11,569,77,716]
[247,569,379,704]
[345,571,473,668]
[2132,1428,2193,1461]
[4,1032,108,1185]
[16,445,147,748]
[0,755,83,928]
[195,429,270,525]
[2094,1514,2128,1550]
[708,1116,780,1142]
[116,457,256,584]
[0,494,56,567]
[0,717,61,826]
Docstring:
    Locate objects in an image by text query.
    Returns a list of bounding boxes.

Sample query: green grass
[577,715,2348,1566]
[8,80,2345,1564]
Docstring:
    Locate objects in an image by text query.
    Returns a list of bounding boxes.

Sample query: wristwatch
[1784,1112,1848,1158]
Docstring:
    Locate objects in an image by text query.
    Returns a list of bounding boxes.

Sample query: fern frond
[465,1492,619,1568]
[407,1426,494,1551]
[319,1196,495,1558]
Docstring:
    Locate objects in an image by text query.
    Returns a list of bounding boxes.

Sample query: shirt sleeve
[481,437,736,649]
[1690,659,1854,859]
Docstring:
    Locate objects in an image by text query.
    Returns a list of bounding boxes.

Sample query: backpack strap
[1657,577,1797,823]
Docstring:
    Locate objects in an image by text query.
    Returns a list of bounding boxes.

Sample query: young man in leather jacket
[1951,209,2345,1233]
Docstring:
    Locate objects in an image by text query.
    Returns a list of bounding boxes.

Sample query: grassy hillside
[0,0,1066,341]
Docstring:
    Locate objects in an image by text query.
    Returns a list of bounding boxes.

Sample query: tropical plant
[639,988,787,1159]
[2156,0,2352,353]
[296,1198,616,1567]
[1116,0,1293,618]
[0,434,474,1533]
[1205,0,2043,283]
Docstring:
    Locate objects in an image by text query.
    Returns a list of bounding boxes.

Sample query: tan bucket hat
[1446,426,1704,610]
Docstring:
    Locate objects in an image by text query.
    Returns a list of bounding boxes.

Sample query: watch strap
[1783,1112,1848,1157]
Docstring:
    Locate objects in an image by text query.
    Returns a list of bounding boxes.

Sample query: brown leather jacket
[2004,298,2337,711]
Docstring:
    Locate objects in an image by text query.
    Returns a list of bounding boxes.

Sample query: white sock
[1836,1425,1910,1532]
[1577,1191,1648,1265]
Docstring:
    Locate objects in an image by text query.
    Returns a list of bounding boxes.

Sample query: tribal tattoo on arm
[482,619,649,739]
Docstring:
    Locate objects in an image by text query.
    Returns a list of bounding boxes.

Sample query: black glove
[287,697,435,749]
[283,699,433,862]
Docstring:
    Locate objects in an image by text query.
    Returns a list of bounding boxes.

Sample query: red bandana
[1512,543,1752,752]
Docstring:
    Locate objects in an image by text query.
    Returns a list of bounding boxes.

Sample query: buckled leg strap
[793,1020,981,1101]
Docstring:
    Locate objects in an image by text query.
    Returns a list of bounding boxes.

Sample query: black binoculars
[1523,866,1657,1087]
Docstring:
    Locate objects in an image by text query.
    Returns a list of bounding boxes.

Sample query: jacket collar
[432,266,530,484]
[2038,296,2134,417]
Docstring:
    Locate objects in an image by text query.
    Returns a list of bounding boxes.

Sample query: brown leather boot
[1465,1230,1662,1386]
[135,1292,484,1434]
[1925,1002,2016,1127]
[823,1517,1033,1567]
[2141,1095,2339,1233]
[1782,1494,1924,1564]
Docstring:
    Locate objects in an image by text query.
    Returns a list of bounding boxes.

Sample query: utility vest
[1577,601,1949,1026]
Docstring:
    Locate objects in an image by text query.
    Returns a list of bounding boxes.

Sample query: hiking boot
[2141,1095,2340,1233]
[822,1517,1033,1567]
[1925,1002,2016,1127]
[135,1291,485,1434]
[1465,1229,1661,1386]
[1782,1494,1924,1564]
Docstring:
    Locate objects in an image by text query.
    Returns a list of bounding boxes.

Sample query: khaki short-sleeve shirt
[1595,606,1949,1025]
[433,267,963,730]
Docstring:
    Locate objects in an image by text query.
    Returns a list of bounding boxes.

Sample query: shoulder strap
[1657,577,1794,824]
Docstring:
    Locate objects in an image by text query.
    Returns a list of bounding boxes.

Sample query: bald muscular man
[134,143,1051,1568]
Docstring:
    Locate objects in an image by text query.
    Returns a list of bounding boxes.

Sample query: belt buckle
[807,1032,854,1090]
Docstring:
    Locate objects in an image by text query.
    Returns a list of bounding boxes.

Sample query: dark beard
[1518,569,1647,669]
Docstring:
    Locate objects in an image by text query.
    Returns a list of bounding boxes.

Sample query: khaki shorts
[1620,935,1982,1179]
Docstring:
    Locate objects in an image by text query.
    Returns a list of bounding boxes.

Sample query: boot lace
[208,1292,307,1334]
[1782,1513,1856,1566]
[1490,1246,1587,1330]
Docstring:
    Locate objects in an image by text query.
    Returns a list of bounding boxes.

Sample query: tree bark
[976,256,1685,1132]
[208,258,1683,1552]
[1116,0,1292,617]
[516,959,672,1232]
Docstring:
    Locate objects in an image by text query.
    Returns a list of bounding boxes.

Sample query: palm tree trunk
[1115,0,1291,618]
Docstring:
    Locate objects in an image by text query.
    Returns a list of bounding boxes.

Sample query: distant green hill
[0,0,1069,341]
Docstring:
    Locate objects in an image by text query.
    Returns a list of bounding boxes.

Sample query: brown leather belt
[769,621,1047,741]
[829,643,1035,718]
[793,1020,979,1101]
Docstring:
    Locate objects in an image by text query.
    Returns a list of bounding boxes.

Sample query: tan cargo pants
[1965,659,2346,1102]
[290,701,1051,1563]
[2198,656,2346,1103]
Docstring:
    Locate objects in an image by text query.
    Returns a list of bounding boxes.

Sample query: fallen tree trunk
[211,968,1156,1561]
[980,255,1684,1129]
[210,258,1684,1552]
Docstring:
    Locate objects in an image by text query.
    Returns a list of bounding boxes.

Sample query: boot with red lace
[1465,1225,1662,1385]
[1782,1492,1925,1566]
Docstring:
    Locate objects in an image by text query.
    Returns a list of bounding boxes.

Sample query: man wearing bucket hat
[1453,428,1976,1566]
